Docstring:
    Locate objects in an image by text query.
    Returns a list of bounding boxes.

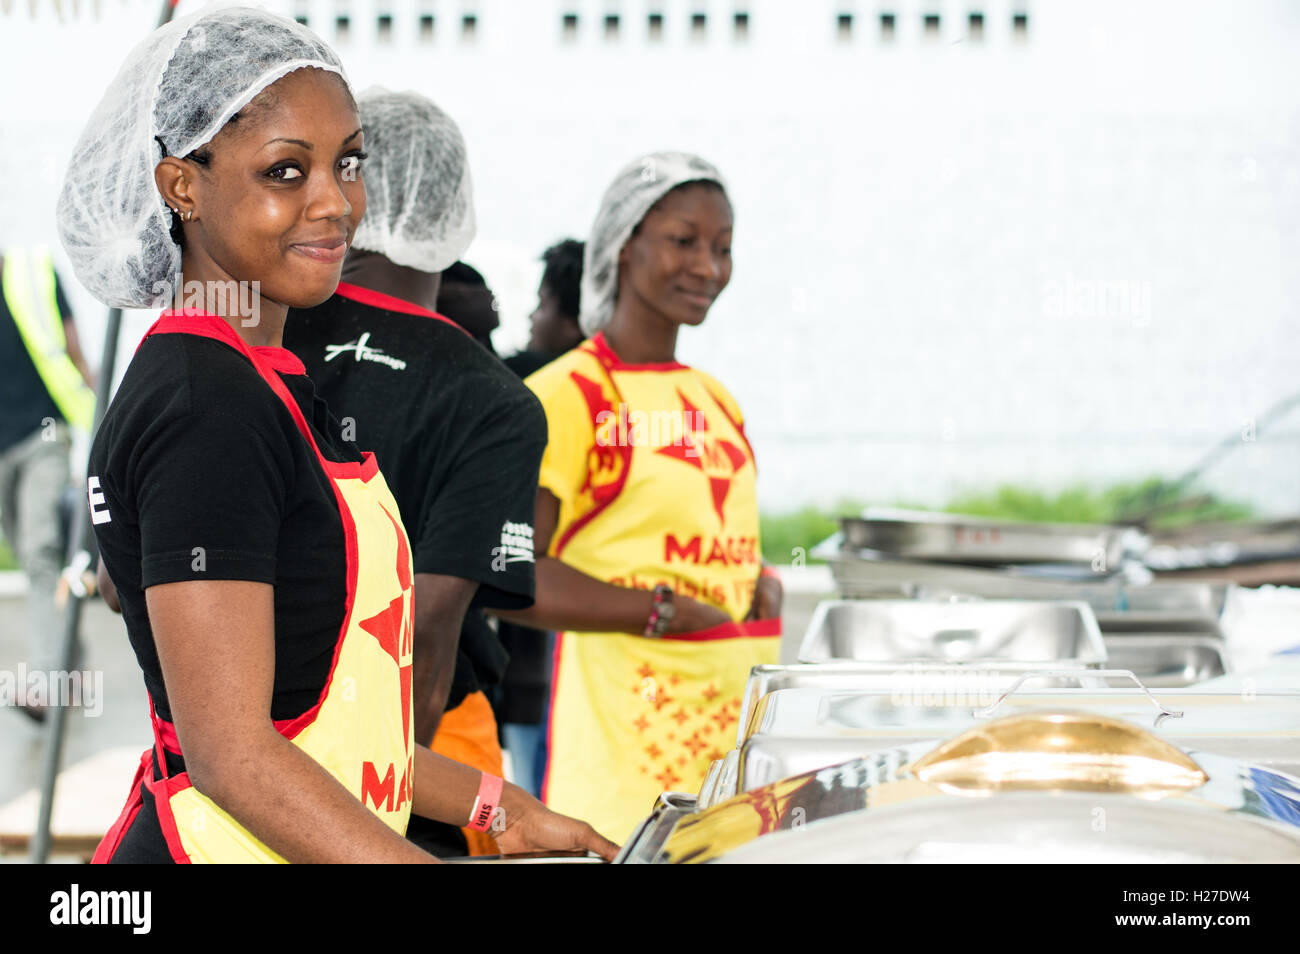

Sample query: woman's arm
[495,488,731,635]
[147,578,436,863]
[410,746,619,860]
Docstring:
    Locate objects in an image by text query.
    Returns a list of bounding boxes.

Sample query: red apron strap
[90,748,151,864]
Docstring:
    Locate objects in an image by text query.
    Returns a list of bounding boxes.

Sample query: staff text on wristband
[468,772,505,832]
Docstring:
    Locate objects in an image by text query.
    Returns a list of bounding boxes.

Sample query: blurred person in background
[436,260,499,353]
[502,238,585,380]
[0,246,95,723]
[282,88,547,857]
[499,152,783,841]
[491,237,586,797]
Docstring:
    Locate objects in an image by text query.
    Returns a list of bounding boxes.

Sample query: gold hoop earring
[185,210,194,222]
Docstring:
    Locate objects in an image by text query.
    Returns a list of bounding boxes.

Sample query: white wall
[3,0,1298,514]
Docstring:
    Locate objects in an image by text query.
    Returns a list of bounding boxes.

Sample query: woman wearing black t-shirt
[56,6,614,863]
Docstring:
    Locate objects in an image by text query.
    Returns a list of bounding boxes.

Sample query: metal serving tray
[798,599,1107,667]
[737,688,1300,793]
[914,581,1232,628]
[615,792,699,865]
[620,718,1300,864]
[839,509,1131,566]
[1100,635,1229,688]
[736,662,1094,747]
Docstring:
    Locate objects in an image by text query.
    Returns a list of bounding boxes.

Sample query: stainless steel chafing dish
[617,710,1300,863]
[839,508,1132,567]
[737,687,1300,793]
[1099,634,1229,688]
[798,599,1107,668]
[735,663,1099,750]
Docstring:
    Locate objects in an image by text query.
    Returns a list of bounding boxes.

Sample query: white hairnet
[349,88,476,274]
[56,4,348,309]
[580,151,727,336]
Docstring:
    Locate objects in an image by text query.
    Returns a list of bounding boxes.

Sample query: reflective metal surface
[737,663,1095,748]
[839,509,1130,566]
[618,713,1300,864]
[798,599,1107,667]
[909,711,1208,795]
[614,792,698,865]
[738,688,1300,791]
[1100,635,1229,687]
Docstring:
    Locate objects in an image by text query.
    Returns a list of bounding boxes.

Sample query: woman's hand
[745,569,783,622]
[666,594,732,634]
[493,783,620,861]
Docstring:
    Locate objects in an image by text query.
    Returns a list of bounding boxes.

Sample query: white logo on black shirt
[323,332,407,370]
[87,476,111,525]
[497,521,534,565]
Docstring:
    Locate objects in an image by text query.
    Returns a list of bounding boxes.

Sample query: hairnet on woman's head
[56,4,348,309]
[580,151,727,336]
[349,88,476,274]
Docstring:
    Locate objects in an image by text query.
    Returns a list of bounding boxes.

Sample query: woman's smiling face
[616,181,733,330]
[155,67,366,313]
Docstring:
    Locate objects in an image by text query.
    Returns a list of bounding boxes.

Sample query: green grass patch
[759,478,1255,564]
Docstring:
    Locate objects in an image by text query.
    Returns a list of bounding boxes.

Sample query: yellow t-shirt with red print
[526,332,779,842]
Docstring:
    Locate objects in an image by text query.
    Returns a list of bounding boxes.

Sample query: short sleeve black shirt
[88,327,365,726]
[283,284,546,701]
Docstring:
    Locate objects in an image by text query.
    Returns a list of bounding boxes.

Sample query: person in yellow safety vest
[0,247,96,723]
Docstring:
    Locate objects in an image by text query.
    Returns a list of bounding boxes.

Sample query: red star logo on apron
[656,389,749,523]
[360,505,414,740]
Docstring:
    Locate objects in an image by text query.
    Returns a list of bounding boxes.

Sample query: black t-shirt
[89,329,365,726]
[283,284,546,703]
[0,268,73,452]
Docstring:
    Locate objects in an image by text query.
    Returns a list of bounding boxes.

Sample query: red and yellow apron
[526,333,780,842]
[93,311,415,863]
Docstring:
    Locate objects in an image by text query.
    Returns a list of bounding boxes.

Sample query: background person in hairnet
[497,152,783,841]
[65,5,613,863]
[282,88,549,858]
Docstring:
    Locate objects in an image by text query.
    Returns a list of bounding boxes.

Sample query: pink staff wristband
[760,565,781,581]
[467,772,504,832]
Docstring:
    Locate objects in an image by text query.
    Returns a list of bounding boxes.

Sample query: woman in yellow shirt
[505,152,783,841]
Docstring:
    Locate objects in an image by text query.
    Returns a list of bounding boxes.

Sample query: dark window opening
[377,13,393,42]
[924,13,941,34]
[648,12,664,41]
[691,12,707,38]
[734,11,749,40]
[418,14,434,41]
[837,13,853,40]
[1013,12,1028,35]
[968,12,983,39]
[562,12,578,40]
[461,13,477,40]
[294,15,308,26]
[605,13,620,39]
[880,12,896,39]
[335,15,350,40]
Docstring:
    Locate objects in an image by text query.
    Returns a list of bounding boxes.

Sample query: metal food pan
[737,662,1094,747]
[1099,635,1229,688]
[825,553,1118,600]
[912,581,1232,625]
[839,510,1129,566]
[737,687,1300,792]
[798,599,1107,667]
[615,792,699,865]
